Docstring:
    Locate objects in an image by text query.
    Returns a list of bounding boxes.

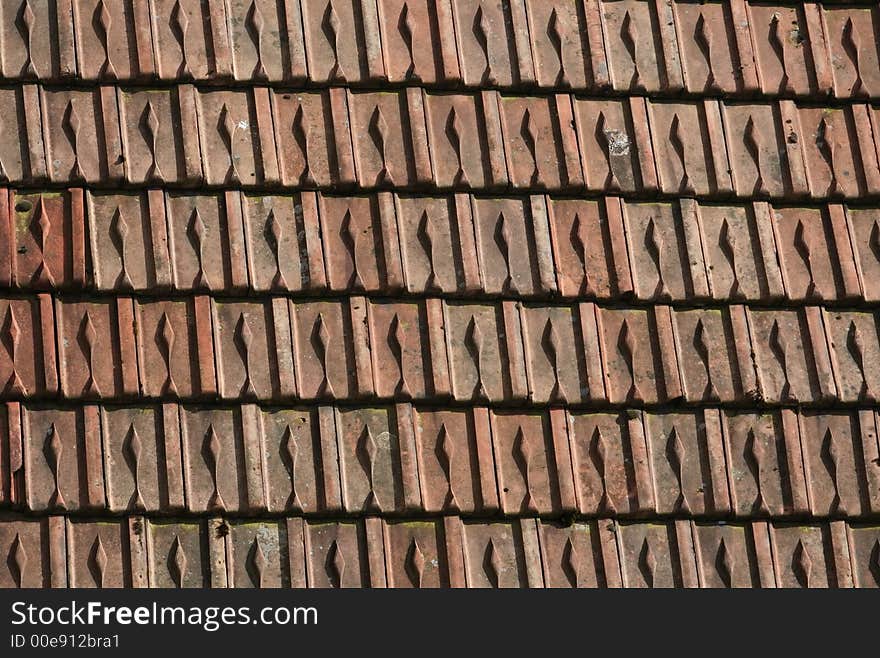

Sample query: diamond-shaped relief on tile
[536,519,621,588]
[226,520,288,588]
[66,517,130,588]
[336,406,405,514]
[146,518,207,588]
[459,519,533,588]
[0,517,52,587]
[691,522,768,588]
[179,406,247,513]
[412,406,495,515]
[490,410,560,516]
[824,5,880,100]
[382,518,450,588]
[302,519,369,588]
[9,190,86,291]
[824,310,880,404]
[616,521,696,589]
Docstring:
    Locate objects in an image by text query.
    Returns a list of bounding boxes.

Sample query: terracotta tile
[623,201,694,301]
[260,406,323,513]
[471,197,541,295]
[72,0,138,81]
[547,197,626,299]
[66,518,130,587]
[10,0,880,593]
[180,406,247,513]
[490,410,560,515]
[697,202,782,301]
[271,90,338,187]
[846,206,880,302]
[748,308,824,404]
[847,524,880,588]
[117,88,197,185]
[100,404,166,513]
[0,403,12,504]
[798,411,868,518]
[450,0,518,87]
[773,206,852,301]
[823,5,880,99]
[723,410,795,518]
[648,100,717,196]
[377,0,446,84]
[497,94,571,190]
[0,88,34,182]
[856,411,880,515]
[573,97,647,193]
[212,300,278,400]
[150,0,214,80]
[226,0,287,82]
[722,102,790,197]
[336,406,404,513]
[347,90,417,188]
[601,0,668,93]
[56,298,129,399]
[537,519,619,588]
[146,518,207,587]
[301,0,372,84]
[0,297,49,397]
[445,302,511,402]
[88,191,154,291]
[319,194,390,292]
[692,522,764,588]
[22,406,89,512]
[519,303,588,404]
[674,0,741,94]
[616,522,692,588]
[42,88,119,184]
[569,411,645,515]
[134,299,199,398]
[226,520,288,588]
[526,1,593,89]
[824,310,880,403]
[0,517,52,587]
[165,192,244,292]
[303,519,369,588]
[196,89,263,186]
[395,194,472,294]
[672,308,743,403]
[423,92,504,189]
[12,190,85,290]
[768,523,835,588]
[643,411,726,515]
[290,299,357,400]
[0,1,65,81]
[748,3,818,97]
[413,407,489,514]
[366,300,430,399]
[459,519,531,588]
[382,518,449,588]
[798,106,867,198]
[597,307,664,404]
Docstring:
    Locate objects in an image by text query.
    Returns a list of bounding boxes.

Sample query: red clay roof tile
[5,0,880,589]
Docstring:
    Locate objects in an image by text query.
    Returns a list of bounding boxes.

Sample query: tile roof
[2,0,880,588]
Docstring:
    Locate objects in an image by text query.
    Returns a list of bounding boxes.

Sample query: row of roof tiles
[3,1,880,101]
[1,85,880,198]
[2,401,879,519]
[1,514,877,588]
[8,189,880,305]
[2,294,880,406]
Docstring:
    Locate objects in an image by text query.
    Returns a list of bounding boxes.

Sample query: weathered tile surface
[3,0,880,589]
